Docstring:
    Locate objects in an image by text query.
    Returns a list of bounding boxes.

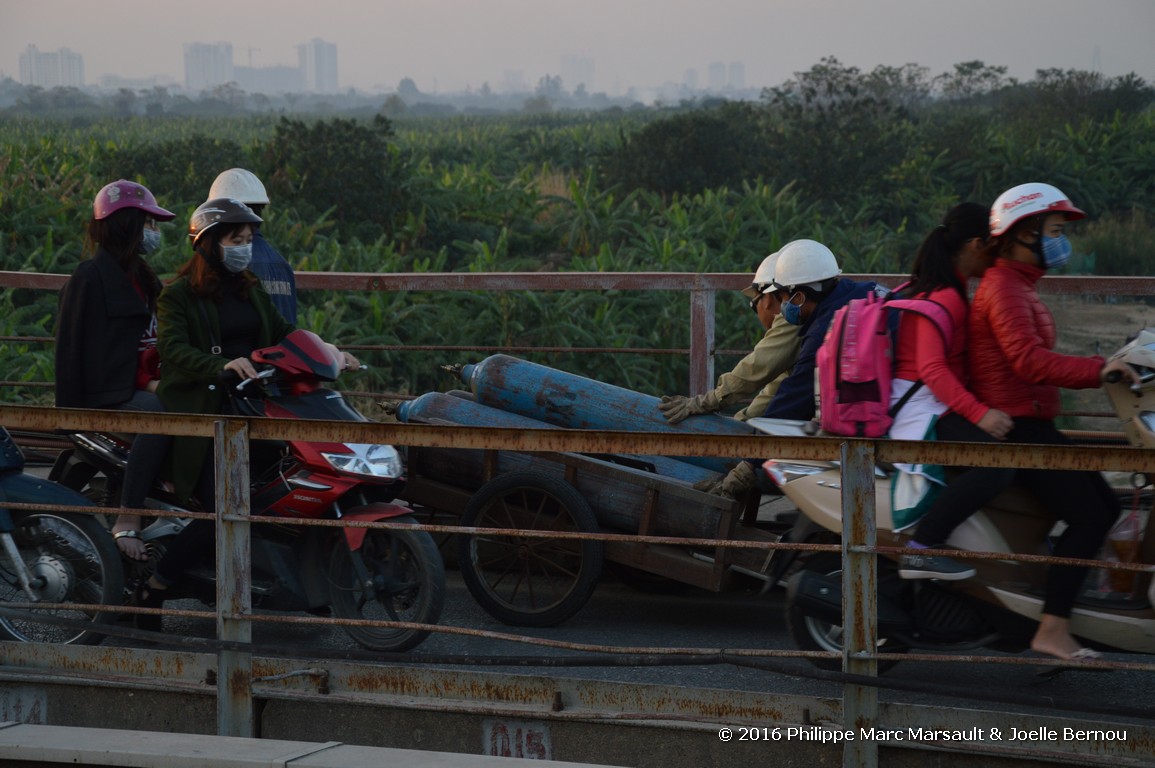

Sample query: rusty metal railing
[1,403,1153,767]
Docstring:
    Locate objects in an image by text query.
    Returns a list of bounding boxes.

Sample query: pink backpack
[816,287,954,437]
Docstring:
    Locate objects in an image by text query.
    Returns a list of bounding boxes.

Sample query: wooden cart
[400,434,786,627]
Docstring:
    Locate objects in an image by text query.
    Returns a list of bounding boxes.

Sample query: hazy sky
[3,0,1153,94]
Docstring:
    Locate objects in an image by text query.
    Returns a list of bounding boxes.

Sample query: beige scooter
[750,330,1155,669]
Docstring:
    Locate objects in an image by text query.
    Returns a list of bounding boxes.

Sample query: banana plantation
[2,58,1153,401]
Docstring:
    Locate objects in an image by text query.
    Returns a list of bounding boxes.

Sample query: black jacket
[54,248,158,409]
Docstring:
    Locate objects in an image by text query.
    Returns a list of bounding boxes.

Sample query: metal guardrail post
[215,419,253,738]
[689,285,716,396]
[841,440,878,768]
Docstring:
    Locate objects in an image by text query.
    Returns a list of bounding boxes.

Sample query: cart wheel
[458,471,603,626]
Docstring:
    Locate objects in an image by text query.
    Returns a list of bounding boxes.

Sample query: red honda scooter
[51,330,445,652]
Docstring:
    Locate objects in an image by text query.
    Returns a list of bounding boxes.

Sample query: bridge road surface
[106,564,1153,729]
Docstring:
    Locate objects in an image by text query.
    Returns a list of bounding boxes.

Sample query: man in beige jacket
[659,250,802,424]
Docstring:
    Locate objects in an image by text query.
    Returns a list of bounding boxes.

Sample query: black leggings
[153,441,282,587]
[912,414,1117,618]
[153,461,217,587]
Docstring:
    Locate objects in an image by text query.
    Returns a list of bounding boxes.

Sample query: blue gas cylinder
[458,355,752,473]
[396,391,719,486]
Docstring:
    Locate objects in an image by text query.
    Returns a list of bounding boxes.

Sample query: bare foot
[111,515,148,562]
[1031,614,1093,660]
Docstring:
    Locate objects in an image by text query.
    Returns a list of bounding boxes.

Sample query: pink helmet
[92,180,176,222]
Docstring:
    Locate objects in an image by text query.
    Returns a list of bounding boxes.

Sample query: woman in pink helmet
[964,183,1136,661]
[55,180,176,562]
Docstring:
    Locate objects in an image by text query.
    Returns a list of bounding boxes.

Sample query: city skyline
[3,0,1154,96]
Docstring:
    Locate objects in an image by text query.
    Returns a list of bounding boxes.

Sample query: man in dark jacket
[761,240,878,422]
[698,239,877,498]
[208,168,298,323]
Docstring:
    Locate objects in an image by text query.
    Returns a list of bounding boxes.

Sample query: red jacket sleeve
[912,311,989,425]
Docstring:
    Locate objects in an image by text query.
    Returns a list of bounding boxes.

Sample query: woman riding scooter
[55,180,177,563]
[920,183,1138,662]
[889,203,1013,580]
[132,197,358,631]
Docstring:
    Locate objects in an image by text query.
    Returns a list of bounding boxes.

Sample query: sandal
[1029,647,1109,677]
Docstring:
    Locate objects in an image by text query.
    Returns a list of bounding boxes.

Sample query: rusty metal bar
[689,281,716,396]
[3,405,1153,473]
[215,419,254,738]
[840,440,878,768]
[7,269,1154,294]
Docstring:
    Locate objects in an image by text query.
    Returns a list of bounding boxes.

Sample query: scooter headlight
[762,460,829,486]
[321,443,403,480]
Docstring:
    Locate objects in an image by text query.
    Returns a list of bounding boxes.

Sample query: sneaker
[898,553,976,581]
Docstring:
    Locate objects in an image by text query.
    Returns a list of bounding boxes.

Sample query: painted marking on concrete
[483,718,552,760]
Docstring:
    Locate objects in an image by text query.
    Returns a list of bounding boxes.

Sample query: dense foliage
[2,59,1153,404]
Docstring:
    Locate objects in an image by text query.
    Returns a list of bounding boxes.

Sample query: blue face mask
[140,227,162,255]
[1039,234,1072,270]
[781,295,804,325]
[221,243,253,273]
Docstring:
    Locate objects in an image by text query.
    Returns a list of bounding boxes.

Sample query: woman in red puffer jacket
[964,183,1137,663]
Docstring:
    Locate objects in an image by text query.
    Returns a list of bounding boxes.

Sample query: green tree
[601,101,768,196]
[260,115,410,242]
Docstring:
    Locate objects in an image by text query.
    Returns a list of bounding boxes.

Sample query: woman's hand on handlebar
[341,351,361,371]
[224,356,260,381]
[1101,359,1140,387]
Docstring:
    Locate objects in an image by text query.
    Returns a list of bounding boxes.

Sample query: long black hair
[85,207,161,310]
[903,202,988,299]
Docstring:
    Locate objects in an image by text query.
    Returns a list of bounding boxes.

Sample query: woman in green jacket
[134,197,357,630]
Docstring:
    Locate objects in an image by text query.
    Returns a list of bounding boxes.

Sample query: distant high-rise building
[707,61,727,91]
[560,55,595,92]
[728,61,745,90]
[683,68,699,91]
[184,42,234,93]
[19,45,84,88]
[297,38,338,93]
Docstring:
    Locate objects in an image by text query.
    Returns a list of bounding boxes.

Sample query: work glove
[693,461,758,500]
[659,390,723,424]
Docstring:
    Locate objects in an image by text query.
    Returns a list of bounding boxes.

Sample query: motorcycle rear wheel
[328,514,445,653]
[0,512,124,645]
[786,553,907,673]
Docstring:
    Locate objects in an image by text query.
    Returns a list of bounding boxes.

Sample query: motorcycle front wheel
[328,514,445,653]
[0,512,124,645]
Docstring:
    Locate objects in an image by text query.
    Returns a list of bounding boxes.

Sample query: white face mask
[221,243,253,273]
[140,228,162,255]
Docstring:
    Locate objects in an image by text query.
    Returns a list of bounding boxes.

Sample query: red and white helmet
[989,182,1085,237]
[93,180,175,221]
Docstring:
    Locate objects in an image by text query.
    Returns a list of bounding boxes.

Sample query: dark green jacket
[156,276,295,502]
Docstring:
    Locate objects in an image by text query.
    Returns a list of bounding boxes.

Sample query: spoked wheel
[328,514,446,652]
[0,512,124,645]
[457,471,603,627]
[785,554,907,673]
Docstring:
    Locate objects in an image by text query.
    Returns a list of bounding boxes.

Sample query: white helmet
[208,168,270,206]
[989,182,1084,237]
[741,251,780,299]
[772,239,841,292]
